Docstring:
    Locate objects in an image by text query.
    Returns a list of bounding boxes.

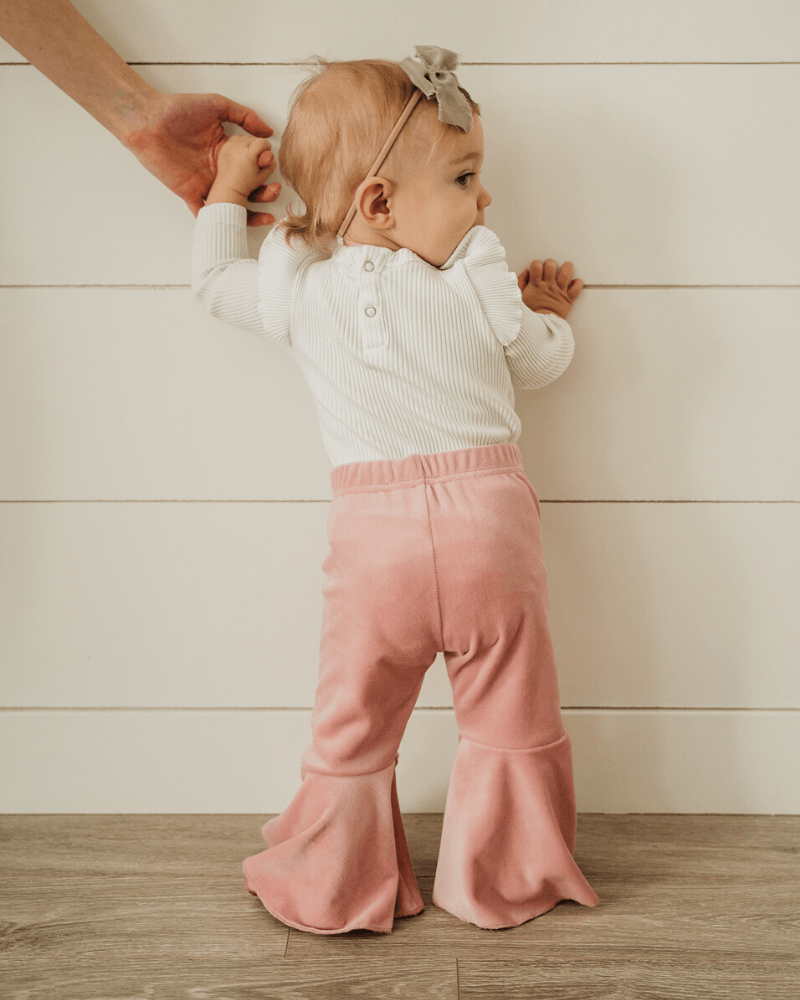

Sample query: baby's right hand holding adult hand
[518,259,583,319]
[206,134,280,212]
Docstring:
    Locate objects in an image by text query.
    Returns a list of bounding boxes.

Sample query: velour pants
[243,443,599,933]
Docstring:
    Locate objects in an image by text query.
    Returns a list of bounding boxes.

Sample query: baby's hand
[518,259,583,319]
[205,134,280,212]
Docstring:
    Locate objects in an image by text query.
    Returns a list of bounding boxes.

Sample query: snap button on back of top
[364,261,375,271]
[365,306,377,317]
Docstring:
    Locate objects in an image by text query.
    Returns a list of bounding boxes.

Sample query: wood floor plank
[8,814,793,882]
[457,954,800,1000]
[1,814,798,997]
[289,816,800,957]
[0,812,445,880]
[0,813,278,878]
[574,814,800,884]
[0,877,289,966]
[2,956,457,1000]
[290,874,798,957]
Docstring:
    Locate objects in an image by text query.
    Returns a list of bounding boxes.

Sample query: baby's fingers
[542,259,558,281]
[249,136,272,154]
[557,261,574,290]
[517,269,529,291]
[568,278,583,300]
[256,145,275,170]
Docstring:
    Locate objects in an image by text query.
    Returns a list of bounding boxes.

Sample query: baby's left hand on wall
[518,259,583,319]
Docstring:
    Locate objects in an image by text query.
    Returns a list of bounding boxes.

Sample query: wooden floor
[1,814,797,999]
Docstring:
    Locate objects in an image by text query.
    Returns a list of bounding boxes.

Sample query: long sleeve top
[191,202,575,468]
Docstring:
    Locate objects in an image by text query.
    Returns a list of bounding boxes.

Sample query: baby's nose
[479,185,492,209]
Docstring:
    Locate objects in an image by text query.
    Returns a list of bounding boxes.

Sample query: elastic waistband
[331,443,523,494]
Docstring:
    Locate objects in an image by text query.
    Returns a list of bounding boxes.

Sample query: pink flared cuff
[432,732,599,929]
[242,754,424,934]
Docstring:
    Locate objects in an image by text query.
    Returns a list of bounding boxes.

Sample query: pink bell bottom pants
[243,443,599,933]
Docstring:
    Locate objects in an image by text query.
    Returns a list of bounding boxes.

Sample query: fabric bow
[398,45,473,132]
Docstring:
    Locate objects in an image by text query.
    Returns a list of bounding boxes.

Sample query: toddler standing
[191,46,599,934]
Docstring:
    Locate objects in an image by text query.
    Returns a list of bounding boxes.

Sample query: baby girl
[192,45,597,935]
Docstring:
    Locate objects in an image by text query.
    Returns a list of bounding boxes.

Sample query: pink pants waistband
[331,443,524,495]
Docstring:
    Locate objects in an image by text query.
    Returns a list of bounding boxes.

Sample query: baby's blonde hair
[278,58,480,251]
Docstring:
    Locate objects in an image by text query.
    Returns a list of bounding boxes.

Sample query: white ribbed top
[191,203,575,468]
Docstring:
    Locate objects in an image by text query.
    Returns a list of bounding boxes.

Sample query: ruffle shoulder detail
[453,226,523,347]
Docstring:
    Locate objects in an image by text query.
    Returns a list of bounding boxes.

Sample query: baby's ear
[356,177,395,230]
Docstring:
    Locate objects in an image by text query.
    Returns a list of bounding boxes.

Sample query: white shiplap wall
[1,0,798,813]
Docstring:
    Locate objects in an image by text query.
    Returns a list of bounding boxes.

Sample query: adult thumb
[221,98,273,138]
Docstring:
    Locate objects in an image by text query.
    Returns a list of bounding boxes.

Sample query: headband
[336,45,473,239]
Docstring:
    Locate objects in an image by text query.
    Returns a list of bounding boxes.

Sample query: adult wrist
[113,85,168,148]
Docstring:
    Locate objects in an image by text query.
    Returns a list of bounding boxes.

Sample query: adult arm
[0,0,280,223]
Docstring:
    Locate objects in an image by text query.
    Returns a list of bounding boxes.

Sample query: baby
[192,46,597,935]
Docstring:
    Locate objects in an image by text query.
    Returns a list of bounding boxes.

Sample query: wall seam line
[3,284,800,290]
[4,61,800,68]
[1,499,797,505]
[1,706,797,713]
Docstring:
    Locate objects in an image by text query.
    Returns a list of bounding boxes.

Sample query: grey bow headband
[398,45,473,133]
[336,45,473,238]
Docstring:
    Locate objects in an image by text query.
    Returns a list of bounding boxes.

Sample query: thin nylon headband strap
[336,90,423,240]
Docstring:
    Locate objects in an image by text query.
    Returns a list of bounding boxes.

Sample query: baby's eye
[456,173,474,188]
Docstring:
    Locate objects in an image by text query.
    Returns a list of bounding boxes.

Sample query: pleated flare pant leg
[243,443,599,934]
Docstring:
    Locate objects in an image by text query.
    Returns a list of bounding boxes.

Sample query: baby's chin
[430,228,482,269]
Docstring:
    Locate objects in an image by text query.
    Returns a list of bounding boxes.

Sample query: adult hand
[0,1,281,224]
[125,92,282,226]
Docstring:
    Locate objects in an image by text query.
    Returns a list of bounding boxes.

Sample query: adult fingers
[256,161,277,186]
[184,193,205,217]
[218,96,274,137]
[249,181,282,203]
[247,210,277,227]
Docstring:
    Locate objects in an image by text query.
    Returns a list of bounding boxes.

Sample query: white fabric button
[365,306,377,317]
[363,261,375,272]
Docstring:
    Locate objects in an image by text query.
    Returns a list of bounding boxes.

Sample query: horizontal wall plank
[545,502,800,709]
[568,710,800,813]
[1,0,797,64]
[2,288,798,502]
[1,502,797,708]
[0,288,332,502]
[0,708,796,813]
[0,499,453,710]
[520,289,800,502]
[478,64,800,281]
[1,65,798,285]
[0,707,459,813]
